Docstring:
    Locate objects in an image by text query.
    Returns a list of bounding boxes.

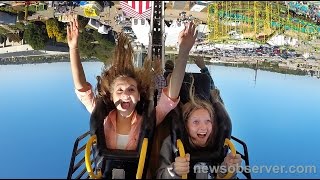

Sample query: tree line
[1,16,116,63]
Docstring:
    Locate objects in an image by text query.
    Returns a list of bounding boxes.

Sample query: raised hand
[168,22,198,100]
[178,22,198,54]
[194,55,206,69]
[67,18,79,49]
[67,17,88,91]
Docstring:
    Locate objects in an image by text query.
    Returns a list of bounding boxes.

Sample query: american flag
[120,1,152,19]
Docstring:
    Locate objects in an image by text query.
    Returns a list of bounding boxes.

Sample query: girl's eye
[116,89,123,93]
[206,120,212,124]
[193,120,199,124]
[129,88,135,92]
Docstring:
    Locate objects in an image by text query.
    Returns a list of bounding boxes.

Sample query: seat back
[179,73,211,104]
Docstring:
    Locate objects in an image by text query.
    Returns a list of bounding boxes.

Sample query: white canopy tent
[131,19,210,47]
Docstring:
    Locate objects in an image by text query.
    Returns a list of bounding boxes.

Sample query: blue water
[0,62,320,178]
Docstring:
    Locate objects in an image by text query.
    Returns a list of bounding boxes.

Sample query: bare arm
[168,22,197,100]
[67,18,88,91]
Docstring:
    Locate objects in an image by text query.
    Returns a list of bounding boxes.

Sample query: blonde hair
[96,33,154,113]
[182,76,217,149]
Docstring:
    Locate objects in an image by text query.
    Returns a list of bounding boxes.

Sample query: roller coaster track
[207,1,320,43]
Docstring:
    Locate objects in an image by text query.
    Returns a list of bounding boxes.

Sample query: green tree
[23,23,48,50]
[92,31,115,63]
[78,30,95,57]
[56,31,66,43]
[92,30,103,42]
[15,22,26,31]
[45,18,67,43]
[78,30,115,63]
[94,43,114,63]
[46,18,60,39]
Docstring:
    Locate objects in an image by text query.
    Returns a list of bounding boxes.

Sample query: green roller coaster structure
[207,1,320,44]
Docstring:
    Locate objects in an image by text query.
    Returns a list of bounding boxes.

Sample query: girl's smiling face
[111,76,140,117]
[186,108,213,147]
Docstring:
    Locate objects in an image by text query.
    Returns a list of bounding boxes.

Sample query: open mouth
[121,102,130,109]
[197,132,207,138]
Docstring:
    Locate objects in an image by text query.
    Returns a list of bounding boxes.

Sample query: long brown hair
[95,33,154,114]
[182,76,217,149]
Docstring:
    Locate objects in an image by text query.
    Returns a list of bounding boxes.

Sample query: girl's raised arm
[168,22,197,100]
[67,18,89,91]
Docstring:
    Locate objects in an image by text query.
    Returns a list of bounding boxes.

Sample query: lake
[0,62,319,178]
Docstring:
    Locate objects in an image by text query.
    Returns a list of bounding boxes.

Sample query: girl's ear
[138,93,141,101]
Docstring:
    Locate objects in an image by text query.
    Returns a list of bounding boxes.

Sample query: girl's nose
[122,90,130,98]
[122,94,129,99]
[199,122,206,130]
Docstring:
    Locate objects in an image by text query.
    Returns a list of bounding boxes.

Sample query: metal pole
[148,1,155,61]
[161,1,165,69]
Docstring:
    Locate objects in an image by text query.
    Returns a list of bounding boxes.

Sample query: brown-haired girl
[67,18,198,150]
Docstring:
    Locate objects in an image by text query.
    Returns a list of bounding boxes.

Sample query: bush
[78,30,115,63]
[46,18,67,43]
[17,22,26,30]
[23,23,48,50]
[78,30,95,57]
[46,18,60,39]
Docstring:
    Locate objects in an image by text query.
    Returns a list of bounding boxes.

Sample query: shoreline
[1,54,319,79]
[213,62,319,79]
[0,54,100,65]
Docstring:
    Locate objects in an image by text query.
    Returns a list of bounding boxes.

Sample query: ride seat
[170,72,232,179]
[89,96,156,179]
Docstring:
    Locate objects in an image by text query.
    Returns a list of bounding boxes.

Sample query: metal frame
[67,131,95,179]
